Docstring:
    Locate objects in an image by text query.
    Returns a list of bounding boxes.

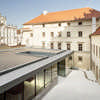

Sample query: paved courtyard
[42,70,100,100]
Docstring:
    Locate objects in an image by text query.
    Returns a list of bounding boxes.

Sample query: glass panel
[6,93,22,100]
[24,77,35,100]
[45,67,51,87]
[36,70,44,94]
[0,93,4,100]
[52,64,57,79]
[5,83,24,100]
[57,59,66,77]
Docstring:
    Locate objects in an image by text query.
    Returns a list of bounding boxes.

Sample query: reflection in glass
[24,77,35,100]
[52,64,57,79]
[36,70,44,94]
[45,67,51,87]
[0,94,4,100]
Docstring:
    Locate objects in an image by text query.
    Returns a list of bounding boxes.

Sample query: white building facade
[90,27,100,83]
[0,13,17,46]
[22,7,100,70]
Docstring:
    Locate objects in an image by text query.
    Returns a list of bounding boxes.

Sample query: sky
[0,0,100,28]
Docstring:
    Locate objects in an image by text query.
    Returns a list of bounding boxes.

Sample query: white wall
[22,19,100,69]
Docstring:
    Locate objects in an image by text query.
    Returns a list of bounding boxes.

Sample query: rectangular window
[67,32,70,37]
[43,24,45,27]
[30,33,33,37]
[58,43,61,50]
[51,42,54,49]
[58,32,61,37]
[58,23,61,27]
[78,56,82,61]
[78,31,82,37]
[78,44,82,51]
[67,22,70,26]
[78,22,82,25]
[67,43,70,50]
[42,32,45,37]
[69,56,72,60]
[51,32,54,37]
[42,42,45,48]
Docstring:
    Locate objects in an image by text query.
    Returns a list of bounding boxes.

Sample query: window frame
[58,32,62,37]
[78,43,83,51]
[78,56,83,62]
[58,23,61,27]
[78,31,82,37]
[67,43,71,50]
[51,32,54,37]
[58,42,61,50]
[43,24,45,27]
[42,42,45,48]
[42,32,45,37]
[50,42,54,49]
[67,32,70,37]
[78,22,82,25]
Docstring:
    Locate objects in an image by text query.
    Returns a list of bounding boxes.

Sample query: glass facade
[0,63,58,100]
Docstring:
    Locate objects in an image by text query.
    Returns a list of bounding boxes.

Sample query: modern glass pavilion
[0,48,73,100]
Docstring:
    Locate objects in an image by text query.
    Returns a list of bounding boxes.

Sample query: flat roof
[0,48,64,75]
[0,48,73,94]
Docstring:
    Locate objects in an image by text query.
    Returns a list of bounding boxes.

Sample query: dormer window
[78,22,82,25]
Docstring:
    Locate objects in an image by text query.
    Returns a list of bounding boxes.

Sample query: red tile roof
[23,7,100,25]
[91,27,100,36]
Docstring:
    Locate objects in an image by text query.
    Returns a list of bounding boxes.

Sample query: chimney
[43,10,48,15]
[92,17,96,33]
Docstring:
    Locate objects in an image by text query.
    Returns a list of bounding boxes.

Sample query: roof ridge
[47,7,93,14]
